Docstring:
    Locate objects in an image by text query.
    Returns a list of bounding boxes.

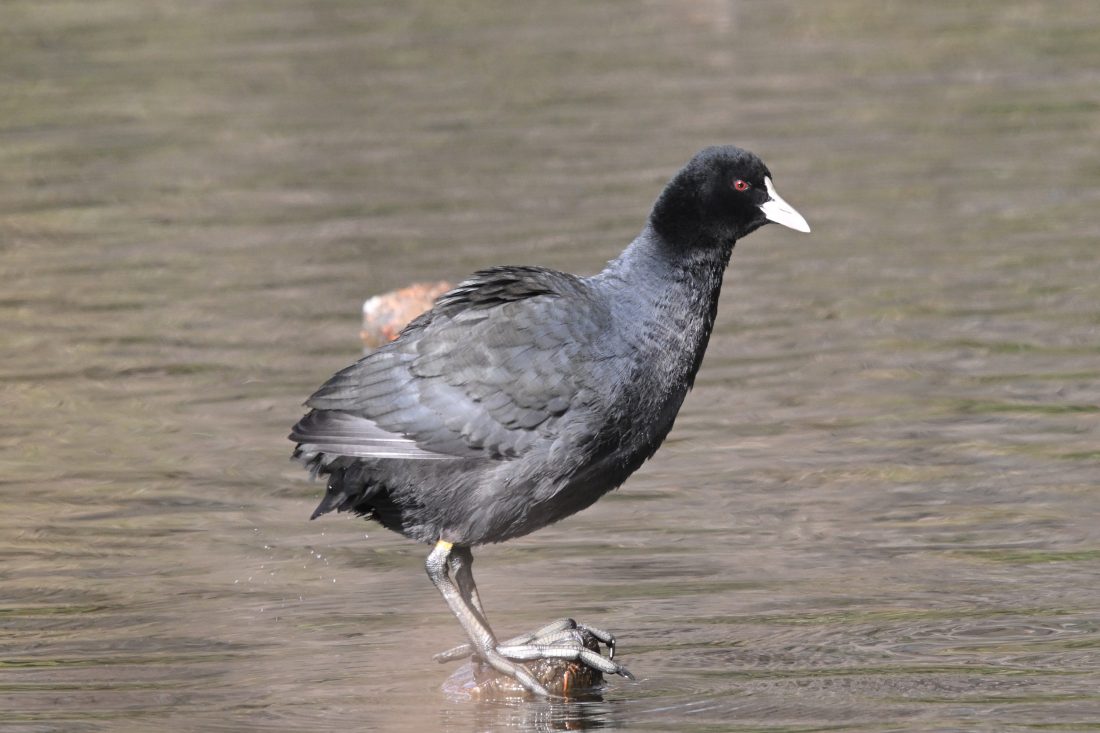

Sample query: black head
[650,145,809,248]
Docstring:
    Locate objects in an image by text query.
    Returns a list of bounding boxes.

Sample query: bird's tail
[293,450,378,520]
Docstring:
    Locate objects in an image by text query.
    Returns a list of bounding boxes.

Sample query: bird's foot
[435,617,633,695]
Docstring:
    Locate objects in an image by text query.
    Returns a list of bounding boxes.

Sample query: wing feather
[291,267,611,462]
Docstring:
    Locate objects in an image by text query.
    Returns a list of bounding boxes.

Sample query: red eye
[733,179,750,192]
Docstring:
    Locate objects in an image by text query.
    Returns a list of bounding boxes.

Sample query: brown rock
[444,629,607,700]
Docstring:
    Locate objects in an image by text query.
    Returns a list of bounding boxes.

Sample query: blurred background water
[2,1,1099,731]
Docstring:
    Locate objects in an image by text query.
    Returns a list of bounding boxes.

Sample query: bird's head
[650,145,810,248]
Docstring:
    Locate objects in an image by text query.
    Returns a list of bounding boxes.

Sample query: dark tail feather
[310,486,352,519]
[308,462,377,520]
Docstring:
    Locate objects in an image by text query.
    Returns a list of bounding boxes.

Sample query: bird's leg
[448,545,487,620]
[430,544,634,683]
[497,618,619,659]
[425,540,550,697]
[443,545,493,662]
[435,616,633,680]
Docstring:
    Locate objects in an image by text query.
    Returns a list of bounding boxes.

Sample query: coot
[290,145,810,696]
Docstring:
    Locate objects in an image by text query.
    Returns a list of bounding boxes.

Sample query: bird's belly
[493,416,678,541]
[392,388,686,546]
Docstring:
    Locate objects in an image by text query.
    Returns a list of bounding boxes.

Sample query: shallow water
[2,1,1099,731]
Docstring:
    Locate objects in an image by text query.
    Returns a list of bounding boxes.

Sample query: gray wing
[289,267,609,462]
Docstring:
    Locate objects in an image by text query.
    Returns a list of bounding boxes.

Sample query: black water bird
[290,145,810,696]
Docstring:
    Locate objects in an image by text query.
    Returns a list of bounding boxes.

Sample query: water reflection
[443,696,623,733]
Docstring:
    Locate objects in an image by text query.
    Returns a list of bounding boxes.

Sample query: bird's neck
[595,224,733,382]
[598,223,732,307]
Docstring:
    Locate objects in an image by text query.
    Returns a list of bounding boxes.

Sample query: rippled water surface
[3,1,1099,731]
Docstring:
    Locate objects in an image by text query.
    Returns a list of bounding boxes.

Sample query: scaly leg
[426,540,550,696]
[435,617,631,678]
[429,542,633,686]
[448,545,487,620]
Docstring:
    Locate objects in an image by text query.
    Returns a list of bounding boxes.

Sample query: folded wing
[290,267,606,463]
